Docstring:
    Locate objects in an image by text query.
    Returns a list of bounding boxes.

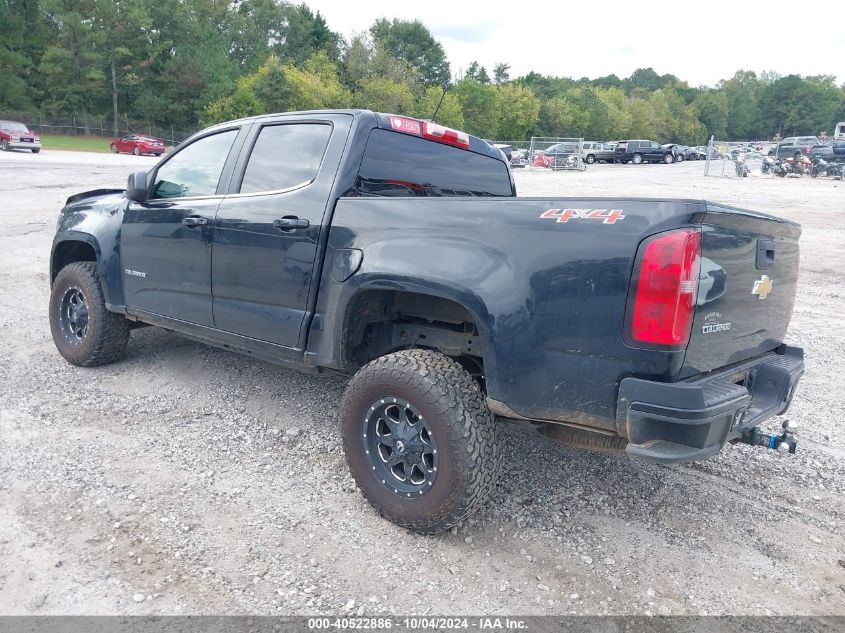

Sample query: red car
[0,120,42,153]
[110,134,165,156]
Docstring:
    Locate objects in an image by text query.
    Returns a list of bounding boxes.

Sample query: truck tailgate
[682,204,801,376]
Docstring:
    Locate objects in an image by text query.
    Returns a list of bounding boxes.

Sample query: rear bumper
[616,345,804,463]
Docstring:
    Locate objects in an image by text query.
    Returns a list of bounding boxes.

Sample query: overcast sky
[311,1,843,87]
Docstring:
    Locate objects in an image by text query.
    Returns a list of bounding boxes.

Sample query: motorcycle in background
[786,151,812,177]
[811,155,844,179]
[761,156,776,174]
[734,152,750,177]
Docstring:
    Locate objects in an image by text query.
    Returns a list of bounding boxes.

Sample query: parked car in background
[615,140,675,164]
[809,142,845,160]
[581,141,617,164]
[0,120,41,153]
[690,146,709,160]
[770,136,819,160]
[662,144,698,162]
[110,134,165,156]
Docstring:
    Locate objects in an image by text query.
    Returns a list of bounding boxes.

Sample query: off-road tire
[341,349,501,534]
[546,425,627,453]
[49,262,130,366]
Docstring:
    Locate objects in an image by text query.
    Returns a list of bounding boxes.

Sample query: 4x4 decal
[540,208,626,224]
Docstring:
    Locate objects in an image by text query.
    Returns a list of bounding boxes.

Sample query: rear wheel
[49,262,130,367]
[341,349,501,534]
[632,153,643,164]
[110,143,118,153]
[663,153,674,164]
[585,154,595,164]
[1,139,9,151]
[675,153,684,162]
[132,146,141,156]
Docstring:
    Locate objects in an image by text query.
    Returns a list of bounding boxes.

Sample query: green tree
[39,0,106,117]
[493,63,510,84]
[465,61,489,84]
[370,18,450,86]
[693,90,728,139]
[538,96,577,137]
[495,83,539,140]
[92,0,152,134]
[0,0,38,108]
[453,78,499,137]
[414,86,463,129]
[354,76,415,114]
[276,3,340,65]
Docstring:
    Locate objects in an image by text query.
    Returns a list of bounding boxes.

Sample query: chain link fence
[0,110,194,146]
[528,137,586,171]
[703,136,777,179]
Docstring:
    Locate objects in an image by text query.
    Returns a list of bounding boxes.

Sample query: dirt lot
[1,149,843,616]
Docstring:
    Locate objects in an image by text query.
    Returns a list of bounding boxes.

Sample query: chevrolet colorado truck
[49,110,804,533]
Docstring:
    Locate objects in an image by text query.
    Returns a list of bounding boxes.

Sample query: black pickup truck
[50,110,804,533]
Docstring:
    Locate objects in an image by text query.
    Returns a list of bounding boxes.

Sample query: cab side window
[239,123,332,194]
[151,129,238,199]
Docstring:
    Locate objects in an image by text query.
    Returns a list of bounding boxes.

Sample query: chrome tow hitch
[740,420,798,454]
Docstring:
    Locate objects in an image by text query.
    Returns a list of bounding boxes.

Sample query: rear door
[211,113,351,348]
[682,204,801,376]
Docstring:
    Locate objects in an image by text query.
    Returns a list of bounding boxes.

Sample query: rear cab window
[353,128,514,198]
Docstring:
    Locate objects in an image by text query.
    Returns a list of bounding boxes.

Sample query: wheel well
[343,290,486,388]
[52,241,97,282]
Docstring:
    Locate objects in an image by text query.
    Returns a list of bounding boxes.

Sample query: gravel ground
[1,149,843,616]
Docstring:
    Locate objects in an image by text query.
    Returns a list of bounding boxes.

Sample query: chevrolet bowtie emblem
[752,275,774,299]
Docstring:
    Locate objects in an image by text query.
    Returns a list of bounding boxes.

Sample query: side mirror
[127,171,149,202]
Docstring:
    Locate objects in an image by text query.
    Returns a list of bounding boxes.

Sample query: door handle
[273,216,310,231]
[182,216,208,227]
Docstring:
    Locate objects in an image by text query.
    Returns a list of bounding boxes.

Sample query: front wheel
[632,153,643,164]
[1,139,9,151]
[585,154,595,164]
[132,146,141,156]
[675,154,684,162]
[49,262,130,366]
[663,153,674,164]
[341,349,501,534]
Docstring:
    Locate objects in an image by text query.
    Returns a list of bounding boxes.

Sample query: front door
[120,127,241,326]
[211,115,350,347]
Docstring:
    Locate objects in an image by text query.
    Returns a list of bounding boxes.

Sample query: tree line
[2,0,844,143]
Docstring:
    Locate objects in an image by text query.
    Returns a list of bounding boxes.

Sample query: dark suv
[615,140,674,164]
[770,136,819,160]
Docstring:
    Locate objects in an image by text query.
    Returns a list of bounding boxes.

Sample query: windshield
[0,121,30,133]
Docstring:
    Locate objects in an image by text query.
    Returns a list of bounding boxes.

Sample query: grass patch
[39,134,113,153]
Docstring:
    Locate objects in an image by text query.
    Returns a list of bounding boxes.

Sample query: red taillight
[630,229,701,347]
[422,121,470,149]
